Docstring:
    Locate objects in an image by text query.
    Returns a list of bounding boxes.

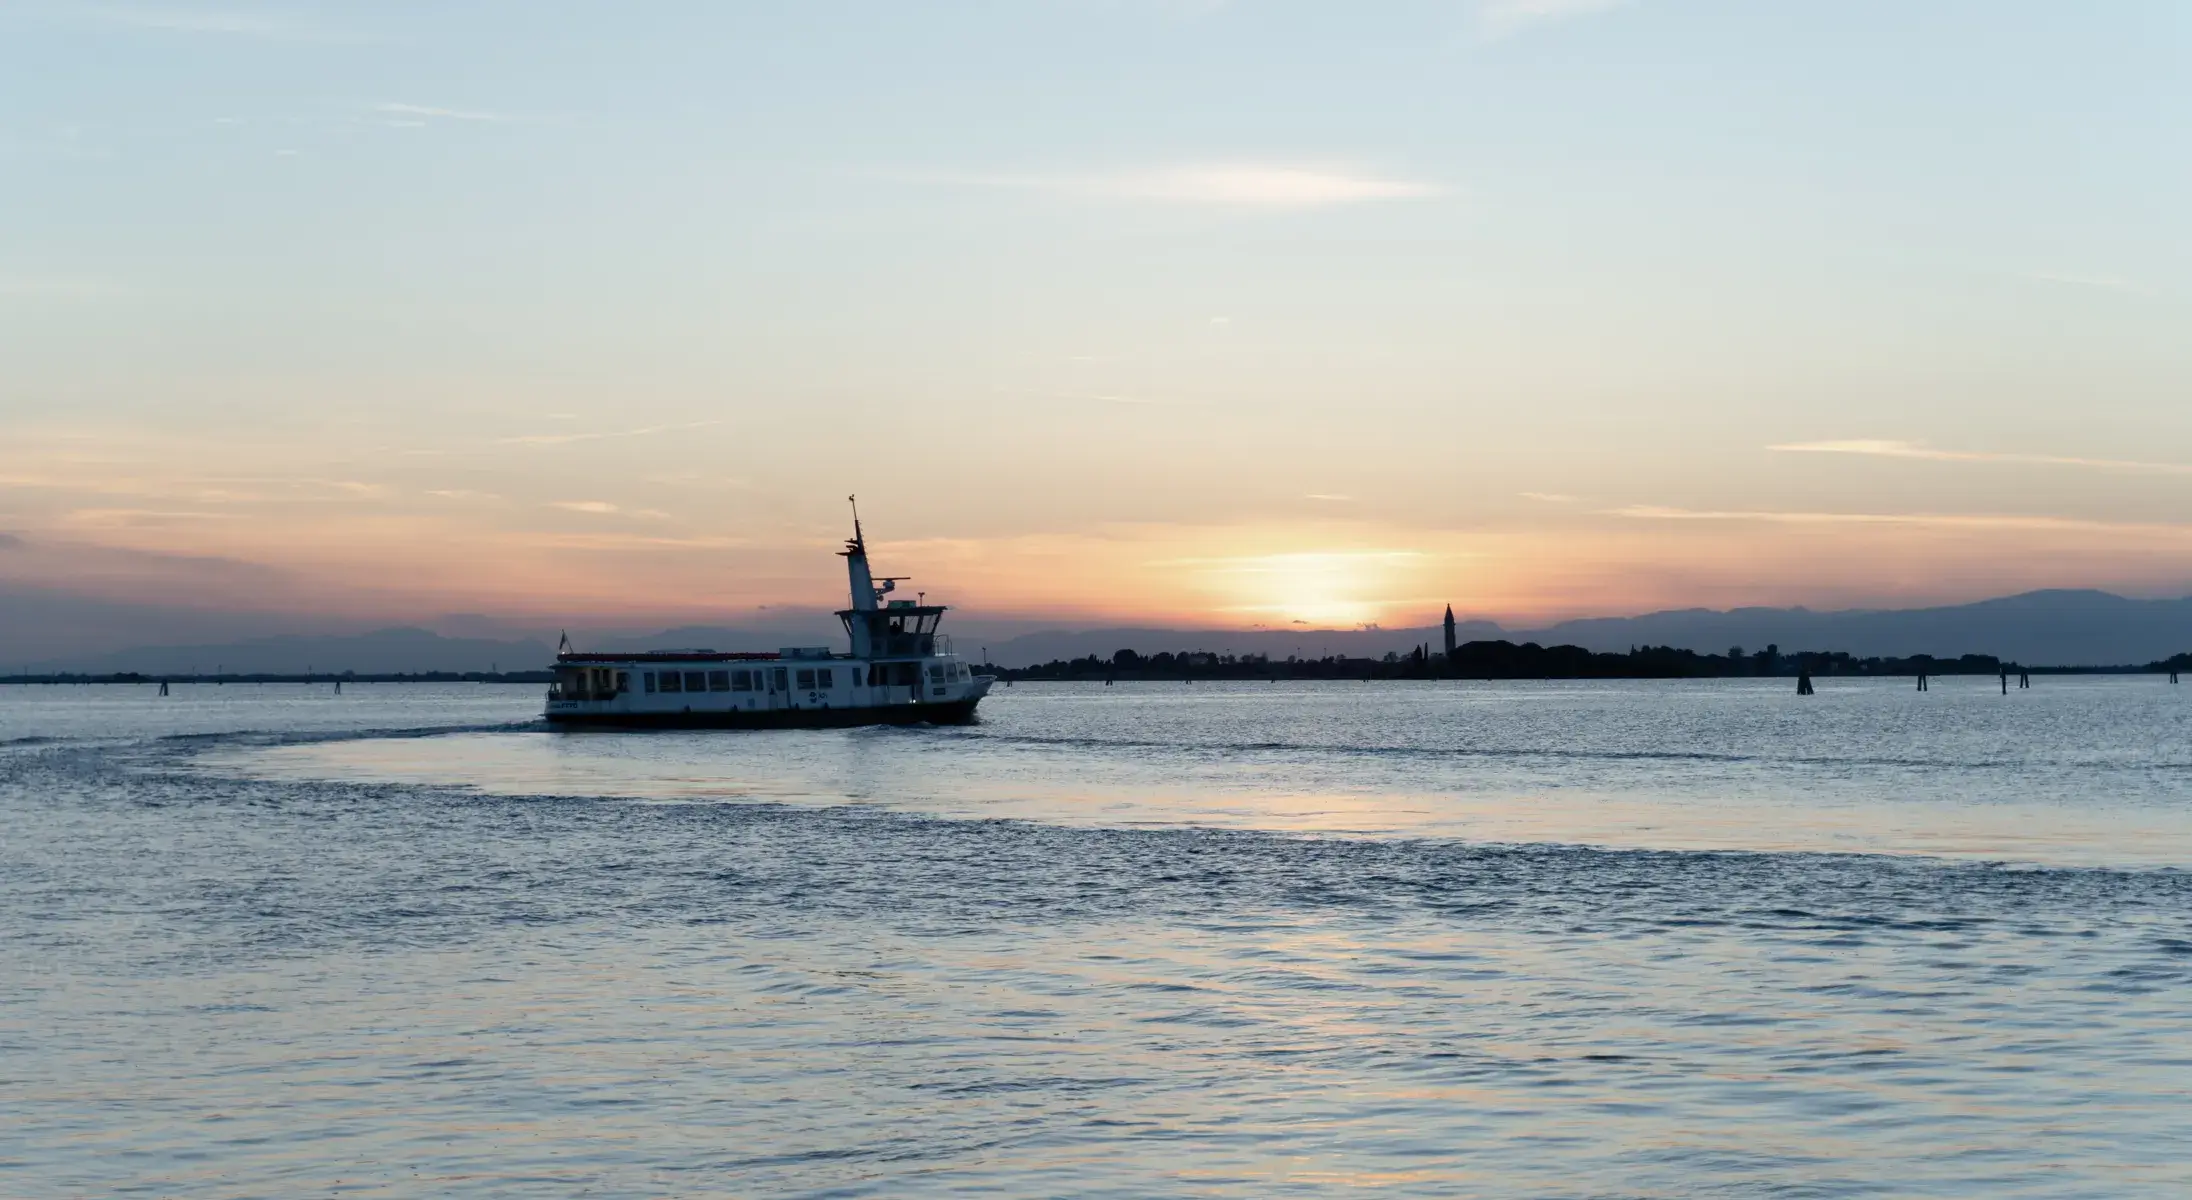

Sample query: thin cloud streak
[549,501,670,520]
[1149,550,1429,571]
[1605,505,2192,535]
[911,164,1444,208]
[376,102,505,124]
[2023,271,2152,296]
[1478,0,1631,37]
[63,508,241,527]
[0,275,139,299]
[1771,439,2192,476]
[76,5,362,41]
[502,420,721,446]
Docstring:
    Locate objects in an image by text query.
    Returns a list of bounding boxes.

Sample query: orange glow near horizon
[13,507,2192,634]
[9,426,2192,632]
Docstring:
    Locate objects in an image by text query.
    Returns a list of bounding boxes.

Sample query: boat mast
[843,495,878,613]
[838,496,918,658]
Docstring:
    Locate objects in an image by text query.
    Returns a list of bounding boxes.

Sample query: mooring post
[2019,671,2030,689]
[1917,672,1927,692]
[2000,671,2008,695]
[1797,669,1814,696]
[158,680,169,696]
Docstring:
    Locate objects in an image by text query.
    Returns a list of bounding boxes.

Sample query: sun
[1166,550,1427,629]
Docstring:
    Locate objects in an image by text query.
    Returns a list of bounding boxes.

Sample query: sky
[3,0,2190,641]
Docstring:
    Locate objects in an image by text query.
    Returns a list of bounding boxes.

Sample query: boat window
[732,670,752,692]
[643,672,658,693]
[928,664,944,682]
[684,671,707,693]
[815,668,833,689]
[771,667,788,692]
[796,668,816,689]
[660,671,682,693]
[615,672,630,693]
[707,670,729,692]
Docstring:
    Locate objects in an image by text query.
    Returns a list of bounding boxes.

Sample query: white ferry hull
[545,694,984,730]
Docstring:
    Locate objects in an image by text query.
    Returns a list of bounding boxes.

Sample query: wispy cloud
[0,275,138,300]
[1520,491,1579,503]
[918,164,1444,208]
[1304,494,1354,502]
[77,5,360,42]
[2023,271,2151,297]
[375,102,505,125]
[1478,0,1631,38]
[1604,504,2192,535]
[534,533,746,550]
[1152,550,1428,571]
[63,507,240,528]
[549,501,670,520]
[503,420,721,446]
[1770,439,2192,476]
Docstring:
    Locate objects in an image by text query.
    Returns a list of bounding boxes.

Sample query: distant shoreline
[982,640,2192,683]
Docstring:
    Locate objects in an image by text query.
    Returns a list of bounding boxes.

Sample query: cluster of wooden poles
[1800,668,2186,694]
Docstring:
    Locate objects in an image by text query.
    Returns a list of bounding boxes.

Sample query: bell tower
[1443,604,1456,659]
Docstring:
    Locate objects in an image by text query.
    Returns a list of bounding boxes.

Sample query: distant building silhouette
[1443,605,1457,660]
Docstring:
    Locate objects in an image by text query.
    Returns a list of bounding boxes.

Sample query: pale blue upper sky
[2,1,2189,627]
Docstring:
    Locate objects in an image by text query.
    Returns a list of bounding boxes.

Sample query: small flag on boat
[558,629,572,654]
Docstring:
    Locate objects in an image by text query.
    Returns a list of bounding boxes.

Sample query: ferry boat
[544,504,993,728]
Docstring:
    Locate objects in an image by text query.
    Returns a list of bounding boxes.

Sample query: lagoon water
[5,678,2190,1196]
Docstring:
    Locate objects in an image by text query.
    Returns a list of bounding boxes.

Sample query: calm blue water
[4,679,2190,1196]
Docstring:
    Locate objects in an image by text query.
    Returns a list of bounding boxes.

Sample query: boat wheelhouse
[544,503,992,728]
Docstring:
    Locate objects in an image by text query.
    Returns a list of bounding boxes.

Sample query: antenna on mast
[848,494,865,550]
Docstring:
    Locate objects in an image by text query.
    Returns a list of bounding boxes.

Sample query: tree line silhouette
[984,642,2192,682]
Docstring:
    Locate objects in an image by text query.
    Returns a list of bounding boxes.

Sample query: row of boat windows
[645,668,796,694]
[641,663,970,694]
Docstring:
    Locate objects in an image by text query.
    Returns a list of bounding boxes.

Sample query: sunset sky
[4,1,2190,639]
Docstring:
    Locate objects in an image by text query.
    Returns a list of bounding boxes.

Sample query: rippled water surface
[5,679,2191,1196]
